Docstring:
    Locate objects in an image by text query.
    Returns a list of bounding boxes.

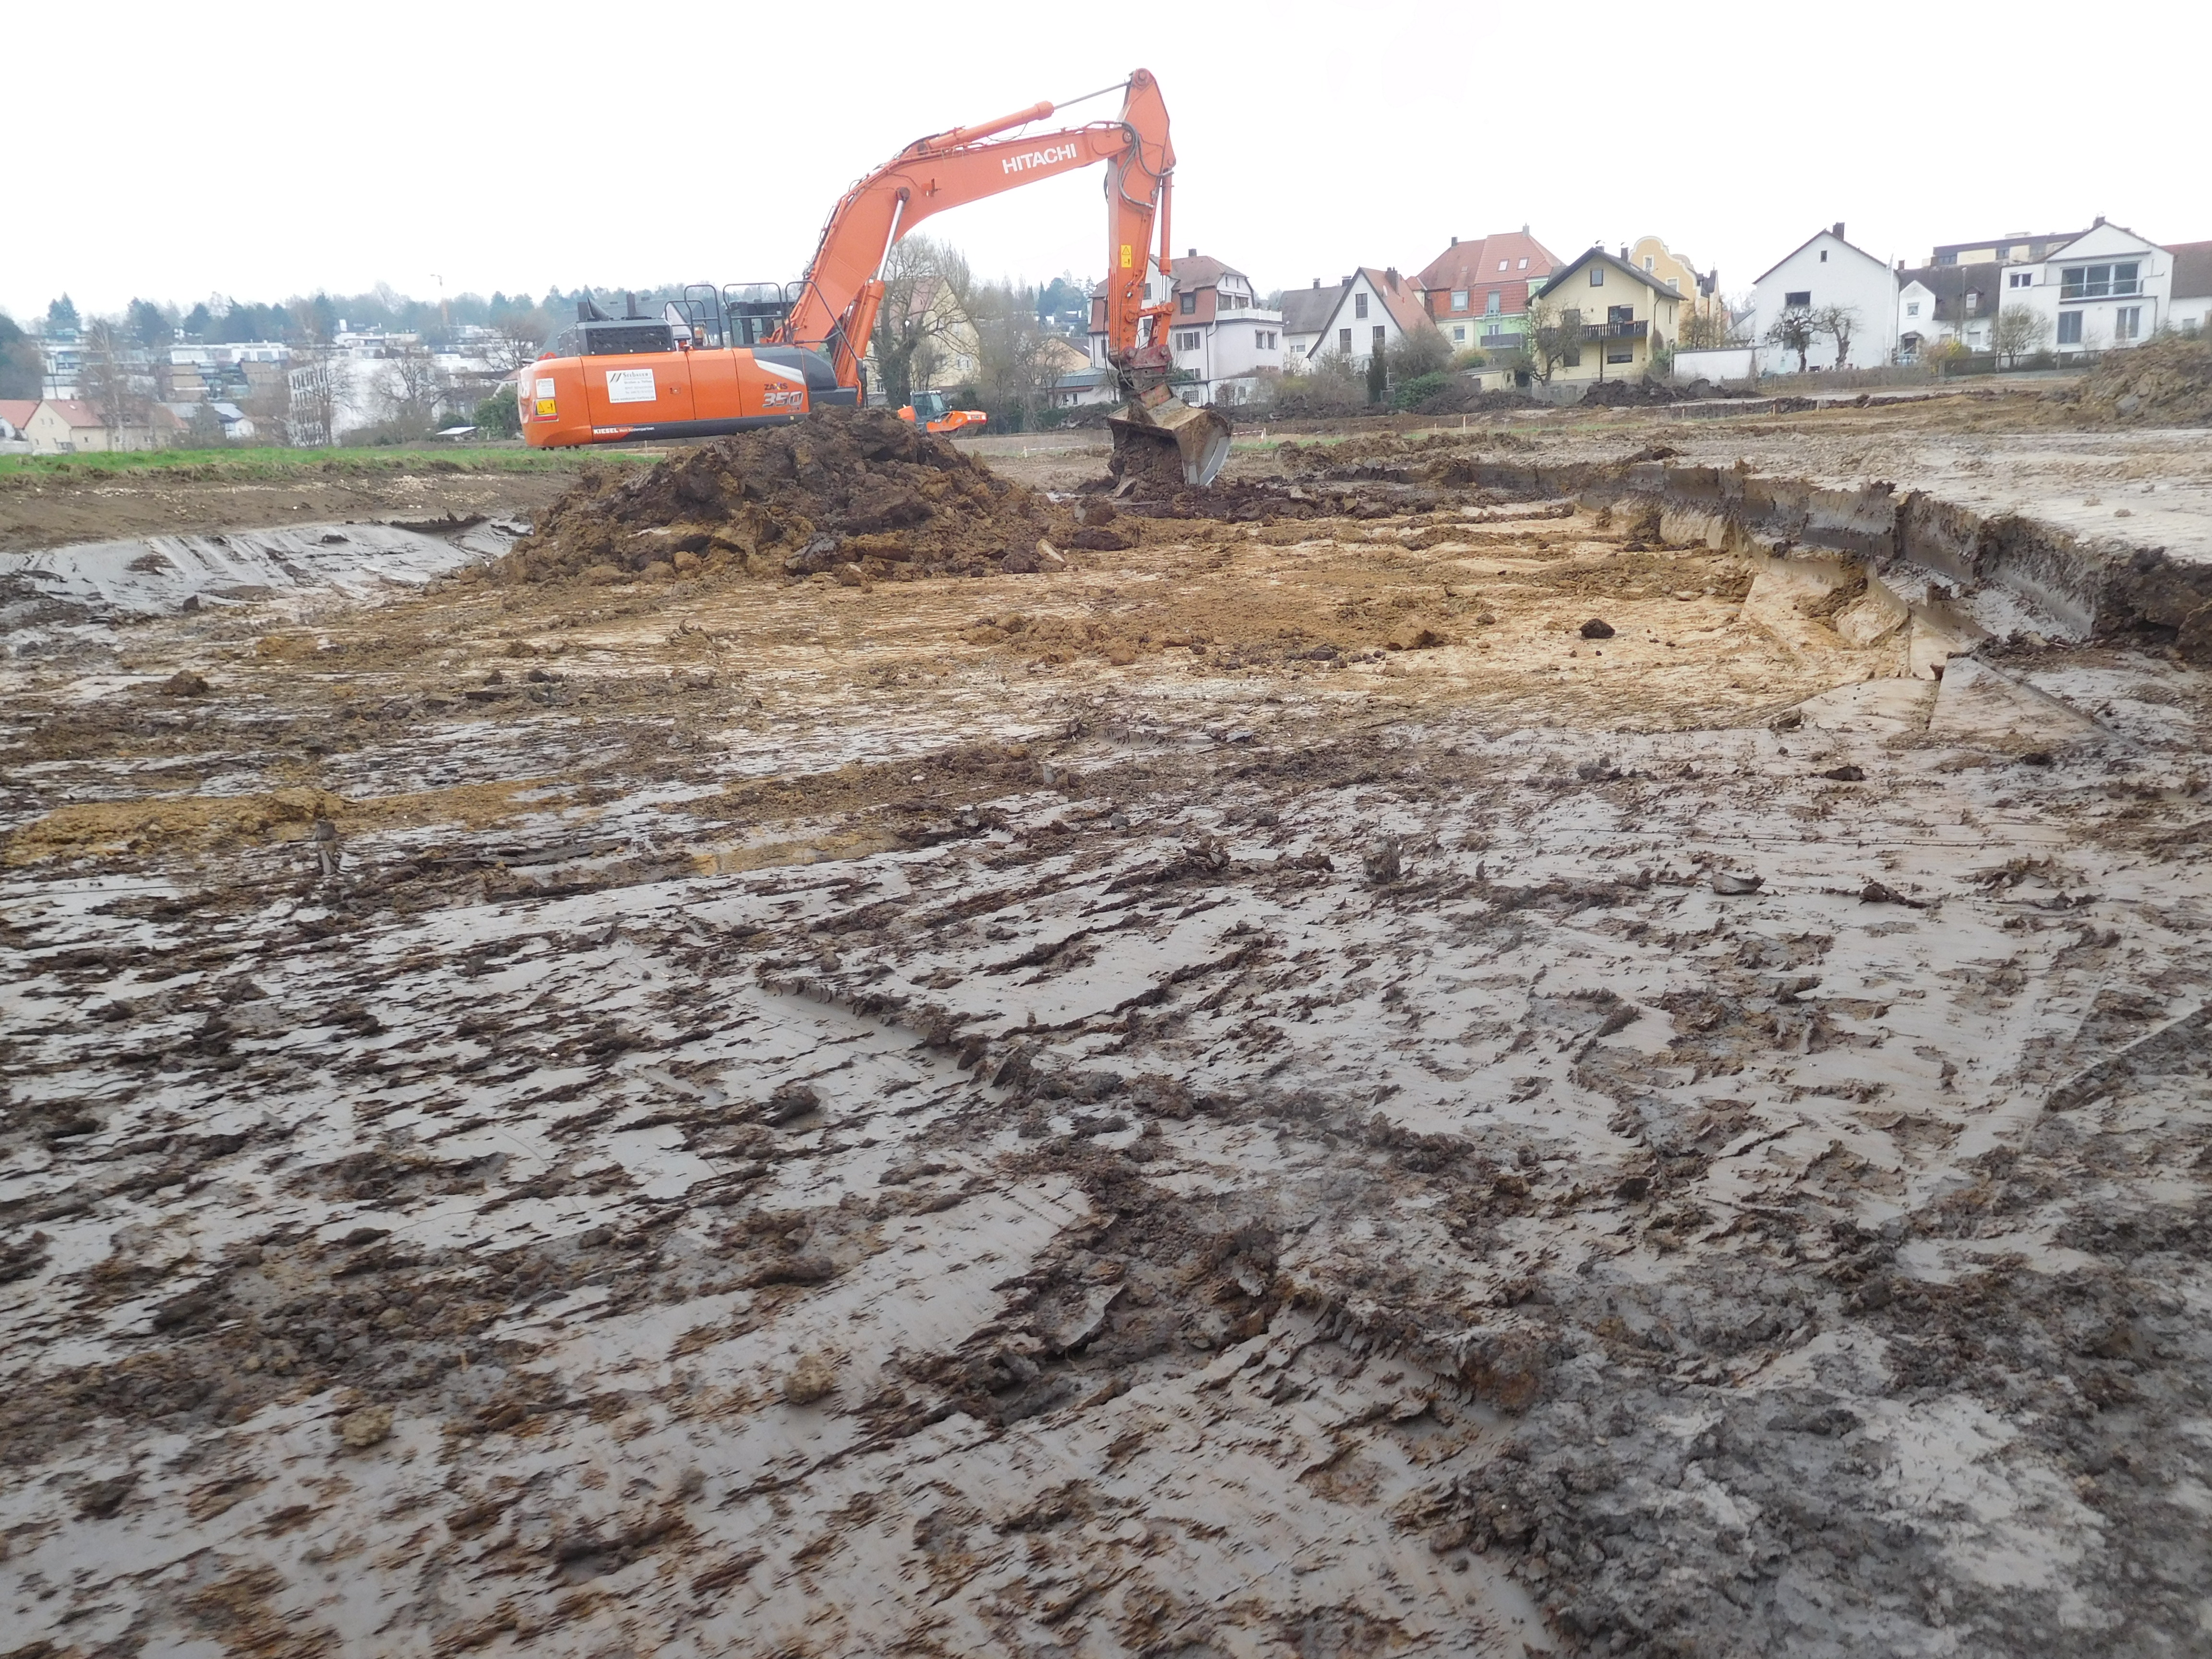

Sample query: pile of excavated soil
[499,408,1065,585]
[2067,333,2212,425]
[1575,376,1680,408]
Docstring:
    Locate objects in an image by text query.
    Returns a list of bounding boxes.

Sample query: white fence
[1670,346,1760,385]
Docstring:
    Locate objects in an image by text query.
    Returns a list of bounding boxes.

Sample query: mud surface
[0,461,578,555]
[5,409,2212,1658]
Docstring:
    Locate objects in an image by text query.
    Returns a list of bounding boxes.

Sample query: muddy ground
[4,400,2211,1659]
[0,459,583,554]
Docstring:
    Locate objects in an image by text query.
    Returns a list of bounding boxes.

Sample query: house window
[1517,257,1528,269]
[1785,290,1812,309]
[1453,325,1466,342]
[2057,312,2083,345]
[1339,327,1352,352]
[1498,260,1509,271]
[2061,262,2140,300]
[1373,325,1386,348]
[1644,256,1654,271]
[2116,306,2141,341]
[1589,266,1604,286]
[2008,271,2033,288]
[1906,301,1921,317]
[1562,347,1581,367]
[1355,293,1368,319]
[1965,291,1980,315]
[1485,290,1501,314]
[1175,330,1200,351]
[1607,348,1634,364]
[1179,292,1196,314]
[1819,250,1828,263]
[1450,289,1468,311]
[1608,305,1633,324]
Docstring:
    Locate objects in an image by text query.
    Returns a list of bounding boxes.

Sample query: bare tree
[1993,304,2052,366]
[961,279,1061,431]
[871,237,973,409]
[1521,297,1587,384]
[1386,320,1452,382]
[378,339,447,434]
[487,309,550,373]
[1811,304,1862,369]
[1679,304,1745,350]
[1764,307,1817,374]
[77,319,151,445]
[288,342,349,446]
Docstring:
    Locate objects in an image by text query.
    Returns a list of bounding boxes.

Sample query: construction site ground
[5,390,2211,1659]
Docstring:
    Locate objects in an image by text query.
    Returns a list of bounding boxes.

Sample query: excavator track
[1109,393,1233,488]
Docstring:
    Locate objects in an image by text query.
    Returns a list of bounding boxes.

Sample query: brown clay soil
[0,458,583,553]
[5,400,2212,1659]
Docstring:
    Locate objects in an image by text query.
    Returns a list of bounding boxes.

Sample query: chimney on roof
[1619,245,1629,261]
[2094,214,2105,227]
[1385,267,1399,290]
[1187,247,1196,259]
[1311,277,1320,288]
[1832,222,1845,240]
[1450,235,1458,246]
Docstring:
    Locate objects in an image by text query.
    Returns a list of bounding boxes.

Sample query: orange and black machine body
[519,285,856,447]
[520,70,1230,484]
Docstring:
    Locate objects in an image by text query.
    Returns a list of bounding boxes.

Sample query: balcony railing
[1578,319,1648,341]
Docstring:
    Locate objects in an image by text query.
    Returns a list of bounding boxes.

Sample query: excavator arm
[774,70,1228,485]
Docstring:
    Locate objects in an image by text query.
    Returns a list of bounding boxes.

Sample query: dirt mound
[499,408,1063,584]
[2068,334,2212,425]
[1575,377,1680,408]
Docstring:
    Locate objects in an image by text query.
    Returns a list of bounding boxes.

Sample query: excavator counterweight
[521,71,1231,487]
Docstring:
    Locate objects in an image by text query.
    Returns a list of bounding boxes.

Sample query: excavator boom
[521,71,1229,485]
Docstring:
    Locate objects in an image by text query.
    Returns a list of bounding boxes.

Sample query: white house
[1089,251,1284,406]
[1281,277,1349,371]
[1749,224,1900,371]
[1990,220,2175,357]
[1895,262,2006,359]
[1297,267,1435,370]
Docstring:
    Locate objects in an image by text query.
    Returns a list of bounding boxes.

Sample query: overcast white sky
[10,0,2207,324]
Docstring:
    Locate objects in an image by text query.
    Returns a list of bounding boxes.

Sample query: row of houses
[0,397,260,455]
[1049,214,2208,406]
[1050,227,1728,406]
[1704,218,2212,381]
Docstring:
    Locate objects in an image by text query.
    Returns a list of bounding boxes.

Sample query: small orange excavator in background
[520,70,1228,485]
[898,390,986,436]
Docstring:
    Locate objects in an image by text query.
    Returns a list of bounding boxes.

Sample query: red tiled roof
[1413,231,1559,297]
[0,399,37,431]
[42,399,108,428]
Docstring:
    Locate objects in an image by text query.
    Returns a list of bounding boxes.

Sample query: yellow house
[1627,235,1726,338]
[22,398,161,454]
[1526,247,1684,385]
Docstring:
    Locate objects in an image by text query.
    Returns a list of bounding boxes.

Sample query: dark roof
[2165,239,2212,300]
[1533,246,1682,301]
[1931,229,2089,261]
[1899,262,2004,324]
[1754,227,1891,285]
[1280,280,1347,335]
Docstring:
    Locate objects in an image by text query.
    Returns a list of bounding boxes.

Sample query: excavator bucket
[1109,393,1232,488]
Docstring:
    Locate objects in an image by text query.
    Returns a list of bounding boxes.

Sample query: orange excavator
[898,390,986,436]
[518,70,1229,485]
